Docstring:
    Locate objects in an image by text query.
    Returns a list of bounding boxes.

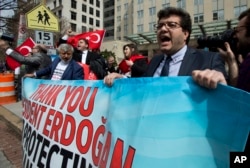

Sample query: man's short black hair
[238,8,250,37]
[157,7,192,44]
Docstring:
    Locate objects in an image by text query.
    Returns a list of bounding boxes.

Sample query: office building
[109,0,249,58]
[46,0,103,33]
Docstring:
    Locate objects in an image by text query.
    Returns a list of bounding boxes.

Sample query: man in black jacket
[59,30,107,79]
[104,7,227,88]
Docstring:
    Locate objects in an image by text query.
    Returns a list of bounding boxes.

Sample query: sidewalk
[0,101,23,135]
[0,101,23,168]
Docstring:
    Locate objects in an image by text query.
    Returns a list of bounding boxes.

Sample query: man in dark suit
[59,31,107,79]
[104,7,227,89]
[25,43,84,80]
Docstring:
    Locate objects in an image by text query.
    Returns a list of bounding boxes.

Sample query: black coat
[144,47,226,77]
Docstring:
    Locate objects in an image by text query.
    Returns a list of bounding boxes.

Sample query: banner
[67,30,105,50]
[22,77,250,168]
[6,37,35,70]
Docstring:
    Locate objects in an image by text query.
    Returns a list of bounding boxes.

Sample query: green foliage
[100,49,117,66]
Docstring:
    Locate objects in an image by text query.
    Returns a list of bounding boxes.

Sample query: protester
[218,8,250,92]
[25,43,84,80]
[59,29,107,79]
[104,7,227,88]
[116,43,148,77]
[106,55,118,74]
[0,41,52,79]
[217,8,250,152]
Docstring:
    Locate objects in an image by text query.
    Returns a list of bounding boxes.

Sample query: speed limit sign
[35,31,53,47]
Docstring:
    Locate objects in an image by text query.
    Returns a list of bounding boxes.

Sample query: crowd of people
[0,6,248,90]
[0,6,249,151]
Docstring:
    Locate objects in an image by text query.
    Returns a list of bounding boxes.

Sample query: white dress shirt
[153,45,187,77]
[81,50,88,64]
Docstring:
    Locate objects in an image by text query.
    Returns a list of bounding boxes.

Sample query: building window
[117,26,121,32]
[117,6,121,12]
[149,7,156,16]
[194,14,204,23]
[82,26,87,32]
[89,28,93,31]
[194,0,203,5]
[59,0,62,5]
[149,22,155,32]
[234,0,247,17]
[82,15,86,23]
[162,0,170,8]
[58,10,62,18]
[138,0,143,4]
[124,14,128,19]
[213,10,224,20]
[137,24,144,33]
[96,20,100,27]
[71,23,76,31]
[177,0,186,9]
[90,0,94,5]
[96,10,100,17]
[82,4,87,12]
[71,11,77,20]
[117,16,121,22]
[53,1,56,8]
[96,0,100,7]
[234,6,247,17]
[124,3,128,11]
[89,18,94,25]
[90,7,94,15]
[137,10,144,18]
[213,0,224,20]
[194,0,204,21]
[71,0,77,9]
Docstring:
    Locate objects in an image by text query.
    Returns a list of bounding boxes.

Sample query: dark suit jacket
[144,47,226,77]
[58,38,107,79]
[36,57,84,80]
[9,50,52,79]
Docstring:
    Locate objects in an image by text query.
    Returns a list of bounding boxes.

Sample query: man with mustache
[25,43,84,80]
[104,7,227,88]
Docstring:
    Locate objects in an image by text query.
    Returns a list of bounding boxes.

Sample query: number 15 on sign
[35,31,53,47]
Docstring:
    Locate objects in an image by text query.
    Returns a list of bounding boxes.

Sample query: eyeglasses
[233,26,248,33]
[154,21,181,30]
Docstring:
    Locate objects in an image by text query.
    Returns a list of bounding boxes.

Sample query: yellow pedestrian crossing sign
[26,4,60,32]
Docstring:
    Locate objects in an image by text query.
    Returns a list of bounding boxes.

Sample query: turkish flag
[6,37,36,70]
[67,30,105,50]
[78,63,98,80]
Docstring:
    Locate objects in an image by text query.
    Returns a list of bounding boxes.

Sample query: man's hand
[125,60,134,67]
[217,42,236,63]
[24,73,35,78]
[66,29,76,36]
[104,72,123,87]
[218,42,239,86]
[192,69,227,89]
[0,39,9,50]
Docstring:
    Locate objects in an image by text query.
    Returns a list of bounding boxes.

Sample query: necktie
[160,56,172,76]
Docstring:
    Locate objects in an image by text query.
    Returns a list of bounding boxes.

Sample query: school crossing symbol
[26,4,59,32]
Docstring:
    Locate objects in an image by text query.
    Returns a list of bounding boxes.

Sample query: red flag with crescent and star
[67,30,105,50]
[6,37,36,70]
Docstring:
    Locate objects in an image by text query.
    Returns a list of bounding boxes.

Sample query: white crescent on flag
[89,33,101,43]
[19,46,32,55]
